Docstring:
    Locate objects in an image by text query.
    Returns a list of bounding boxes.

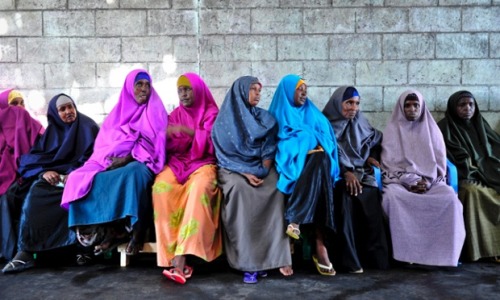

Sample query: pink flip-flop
[162,268,186,284]
[183,265,193,279]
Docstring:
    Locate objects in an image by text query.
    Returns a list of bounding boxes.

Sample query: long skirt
[334,182,389,271]
[152,164,222,267]
[382,182,465,266]
[18,179,75,252]
[459,182,500,261]
[219,167,291,272]
[69,161,154,232]
[285,152,335,231]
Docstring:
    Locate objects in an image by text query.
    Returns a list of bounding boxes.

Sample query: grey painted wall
[0,0,498,131]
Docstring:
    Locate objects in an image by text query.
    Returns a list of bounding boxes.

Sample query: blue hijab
[268,74,340,194]
[18,94,99,179]
[212,76,278,178]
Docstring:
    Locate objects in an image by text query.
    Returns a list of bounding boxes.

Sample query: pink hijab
[381,90,447,186]
[0,89,12,109]
[167,73,219,184]
[61,69,168,209]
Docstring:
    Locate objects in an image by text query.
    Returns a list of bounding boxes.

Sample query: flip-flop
[258,271,267,278]
[2,259,35,274]
[312,255,336,276]
[163,268,187,284]
[286,224,300,240]
[243,272,258,284]
[183,265,193,279]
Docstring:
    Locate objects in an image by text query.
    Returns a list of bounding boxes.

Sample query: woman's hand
[107,155,133,171]
[167,125,194,137]
[242,173,264,187]
[344,171,362,196]
[409,179,428,194]
[43,171,61,186]
[366,157,380,168]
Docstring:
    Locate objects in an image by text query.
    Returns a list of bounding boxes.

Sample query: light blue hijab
[268,74,340,194]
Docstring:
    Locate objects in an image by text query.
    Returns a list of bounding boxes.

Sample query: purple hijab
[381,90,447,186]
[61,69,168,209]
[167,73,219,184]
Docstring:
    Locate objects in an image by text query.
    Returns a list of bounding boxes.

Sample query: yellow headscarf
[295,79,305,90]
[177,75,191,88]
[8,90,23,104]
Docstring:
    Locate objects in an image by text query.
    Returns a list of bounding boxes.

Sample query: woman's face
[455,97,475,121]
[133,79,151,105]
[248,83,261,107]
[341,96,360,119]
[9,97,25,108]
[404,99,421,121]
[178,86,193,107]
[57,102,77,124]
[294,83,307,107]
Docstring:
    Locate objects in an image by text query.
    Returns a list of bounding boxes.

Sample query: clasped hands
[42,171,66,186]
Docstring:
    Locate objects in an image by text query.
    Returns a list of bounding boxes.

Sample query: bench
[117,242,157,267]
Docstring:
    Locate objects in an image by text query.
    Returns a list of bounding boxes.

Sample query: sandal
[2,258,35,274]
[243,272,258,284]
[125,237,143,256]
[312,255,336,276]
[183,265,193,279]
[163,268,186,284]
[286,223,301,240]
[76,253,93,266]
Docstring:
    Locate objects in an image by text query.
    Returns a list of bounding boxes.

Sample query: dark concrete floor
[0,250,498,300]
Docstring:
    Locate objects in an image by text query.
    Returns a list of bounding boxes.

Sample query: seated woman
[268,74,340,276]
[381,90,465,267]
[153,73,222,284]
[2,94,99,273]
[0,89,43,261]
[322,86,389,273]
[61,69,168,256]
[212,76,293,284]
[437,90,500,262]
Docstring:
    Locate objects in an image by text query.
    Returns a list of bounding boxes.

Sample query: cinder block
[363,111,391,132]
[330,34,381,60]
[303,61,355,86]
[383,34,435,59]
[68,0,118,9]
[0,38,16,62]
[435,86,489,112]
[200,36,226,61]
[463,59,500,85]
[44,11,95,36]
[44,63,96,88]
[17,0,65,9]
[409,8,460,32]
[201,35,276,61]
[491,34,500,58]
[385,0,437,6]
[70,38,121,62]
[122,37,173,62]
[280,0,330,7]
[483,112,500,132]
[440,0,491,6]
[463,7,500,31]
[200,61,252,87]
[306,86,332,111]
[96,63,147,88]
[356,8,407,33]
[356,61,408,85]
[331,0,383,6]
[409,60,461,85]
[383,86,436,111]
[252,61,303,87]
[278,35,328,60]
[436,33,488,58]
[304,9,355,34]
[251,9,302,34]
[0,12,42,36]
[96,10,147,37]
[149,10,197,35]
[208,87,230,108]
[0,0,14,10]
[173,36,199,62]
[19,38,68,63]
[121,0,171,8]
[172,0,197,9]
[355,86,383,112]
[201,0,279,8]
[491,87,500,111]
[200,9,251,35]
[0,63,44,88]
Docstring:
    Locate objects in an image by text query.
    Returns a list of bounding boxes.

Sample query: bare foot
[279,265,293,276]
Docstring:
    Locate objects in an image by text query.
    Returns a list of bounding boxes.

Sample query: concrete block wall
[0,0,498,131]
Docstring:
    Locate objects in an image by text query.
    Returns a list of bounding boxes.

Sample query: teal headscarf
[268,74,340,194]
